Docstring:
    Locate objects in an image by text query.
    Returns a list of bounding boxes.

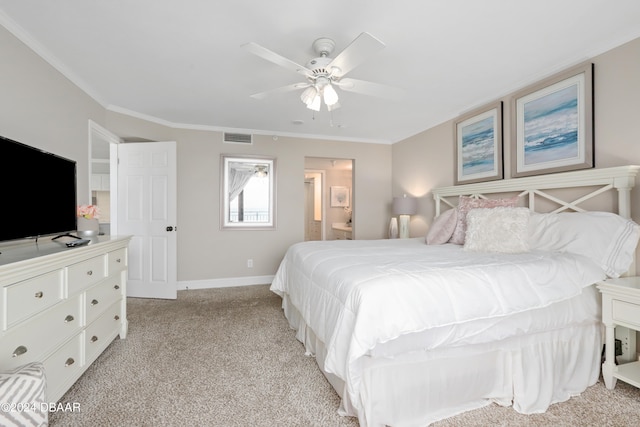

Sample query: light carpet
[50,285,640,426]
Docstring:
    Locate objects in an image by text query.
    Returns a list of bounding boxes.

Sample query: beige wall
[0,25,105,203]
[392,37,640,242]
[104,112,392,282]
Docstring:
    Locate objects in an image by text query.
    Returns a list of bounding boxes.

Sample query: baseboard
[178,275,275,290]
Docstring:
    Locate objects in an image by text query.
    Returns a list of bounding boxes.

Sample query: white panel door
[117,141,177,299]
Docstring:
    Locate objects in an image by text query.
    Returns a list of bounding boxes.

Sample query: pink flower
[77,205,100,219]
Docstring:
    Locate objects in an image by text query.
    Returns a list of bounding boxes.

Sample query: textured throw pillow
[529,211,640,278]
[464,207,530,253]
[426,209,458,245]
[0,362,47,427]
[449,195,519,245]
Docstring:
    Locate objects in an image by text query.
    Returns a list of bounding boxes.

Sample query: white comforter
[270,238,606,412]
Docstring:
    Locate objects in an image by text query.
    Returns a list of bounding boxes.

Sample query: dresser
[0,235,130,402]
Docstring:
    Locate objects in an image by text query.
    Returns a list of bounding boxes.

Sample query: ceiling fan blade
[328,32,385,77]
[250,82,310,100]
[334,78,405,100]
[242,42,313,77]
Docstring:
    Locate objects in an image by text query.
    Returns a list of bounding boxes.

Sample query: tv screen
[0,135,77,242]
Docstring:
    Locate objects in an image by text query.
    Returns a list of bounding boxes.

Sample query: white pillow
[464,207,530,253]
[529,211,640,278]
[426,209,458,245]
[449,195,519,245]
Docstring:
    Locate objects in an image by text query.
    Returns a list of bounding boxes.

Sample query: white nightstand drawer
[67,255,106,295]
[612,300,640,329]
[0,296,81,370]
[108,248,127,275]
[85,276,123,325]
[5,269,64,328]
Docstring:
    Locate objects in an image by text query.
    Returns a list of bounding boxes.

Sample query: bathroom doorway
[304,157,354,241]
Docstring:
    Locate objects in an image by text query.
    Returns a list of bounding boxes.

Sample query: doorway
[304,157,354,241]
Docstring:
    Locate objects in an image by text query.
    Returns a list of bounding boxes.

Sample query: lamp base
[399,214,410,239]
[389,217,398,239]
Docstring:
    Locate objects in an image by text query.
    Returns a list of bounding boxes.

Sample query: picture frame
[511,62,593,177]
[454,101,503,184]
[330,186,349,207]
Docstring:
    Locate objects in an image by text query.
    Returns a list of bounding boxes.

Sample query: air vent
[223,132,253,145]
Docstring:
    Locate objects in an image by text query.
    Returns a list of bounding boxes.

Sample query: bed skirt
[281,294,602,427]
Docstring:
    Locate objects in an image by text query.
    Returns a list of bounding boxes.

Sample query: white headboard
[433,165,640,276]
[433,165,640,219]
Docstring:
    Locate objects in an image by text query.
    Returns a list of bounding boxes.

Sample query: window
[221,155,276,229]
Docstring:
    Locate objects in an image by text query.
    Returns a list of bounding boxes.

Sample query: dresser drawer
[4,269,64,329]
[85,302,122,364]
[85,276,123,325]
[0,296,82,370]
[67,255,106,295]
[613,299,640,328]
[43,334,83,401]
[108,248,127,275]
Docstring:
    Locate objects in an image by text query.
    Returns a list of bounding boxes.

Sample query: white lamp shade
[323,84,339,106]
[392,196,417,215]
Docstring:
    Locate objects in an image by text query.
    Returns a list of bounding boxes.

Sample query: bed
[270,165,640,427]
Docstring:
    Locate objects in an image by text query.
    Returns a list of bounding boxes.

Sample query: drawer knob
[114,315,120,321]
[90,335,99,343]
[114,284,120,290]
[64,358,75,367]
[12,346,27,357]
[64,315,75,323]
[116,258,121,263]
[34,291,44,299]
[87,270,93,276]
[91,299,99,306]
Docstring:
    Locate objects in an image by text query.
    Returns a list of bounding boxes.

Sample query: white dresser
[0,235,130,402]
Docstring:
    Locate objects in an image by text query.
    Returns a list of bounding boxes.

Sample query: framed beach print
[454,101,503,185]
[511,62,593,177]
[330,186,349,207]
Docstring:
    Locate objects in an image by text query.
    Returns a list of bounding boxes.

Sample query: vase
[77,217,99,237]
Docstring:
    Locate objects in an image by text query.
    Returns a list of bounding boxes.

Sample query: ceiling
[1,1,639,144]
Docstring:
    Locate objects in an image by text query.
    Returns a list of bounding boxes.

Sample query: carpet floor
[49,285,640,426]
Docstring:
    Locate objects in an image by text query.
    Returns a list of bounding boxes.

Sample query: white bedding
[270,237,607,416]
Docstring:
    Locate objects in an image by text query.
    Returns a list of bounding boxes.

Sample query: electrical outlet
[247,259,253,268]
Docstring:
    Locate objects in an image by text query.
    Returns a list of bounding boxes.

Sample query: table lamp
[393,194,417,239]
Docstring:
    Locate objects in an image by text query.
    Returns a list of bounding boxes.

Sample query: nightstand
[597,276,640,390]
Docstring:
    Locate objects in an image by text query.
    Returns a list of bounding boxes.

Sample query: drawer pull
[91,299,99,306]
[12,346,27,357]
[114,284,120,290]
[114,315,120,321]
[90,335,99,343]
[64,358,75,367]
[116,258,121,263]
[87,270,93,276]
[64,315,75,323]
[34,291,44,299]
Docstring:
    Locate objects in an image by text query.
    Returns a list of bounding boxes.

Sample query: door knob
[166,226,174,231]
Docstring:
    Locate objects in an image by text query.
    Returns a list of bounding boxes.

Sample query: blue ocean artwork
[523,85,578,165]
[462,116,495,176]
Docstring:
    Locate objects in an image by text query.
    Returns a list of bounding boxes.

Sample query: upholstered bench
[0,362,47,426]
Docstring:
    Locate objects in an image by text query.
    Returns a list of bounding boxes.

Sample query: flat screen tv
[0,135,77,242]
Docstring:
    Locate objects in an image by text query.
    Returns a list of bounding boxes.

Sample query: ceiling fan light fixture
[323,84,339,106]
[300,86,317,105]
[307,93,321,111]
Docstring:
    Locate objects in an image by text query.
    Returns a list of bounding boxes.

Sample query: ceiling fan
[242,32,401,112]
